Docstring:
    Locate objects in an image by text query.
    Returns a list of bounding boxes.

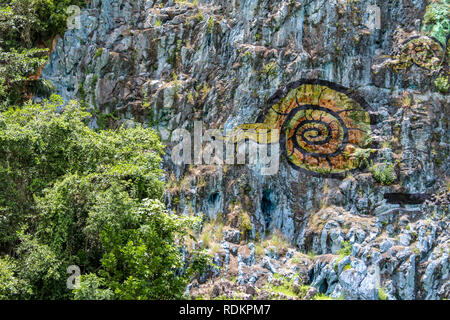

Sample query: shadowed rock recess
[41,0,448,300]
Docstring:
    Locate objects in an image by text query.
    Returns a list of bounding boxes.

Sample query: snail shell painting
[373,34,449,74]
[223,79,373,178]
[394,35,448,71]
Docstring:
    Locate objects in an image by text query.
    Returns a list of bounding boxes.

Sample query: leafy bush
[378,287,388,300]
[422,0,450,45]
[434,74,449,94]
[338,241,352,257]
[0,0,86,105]
[351,148,372,168]
[0,96,208,299]
[206,17,214,34]
[0,255,32,299]
[369,162,396,186]
[73,274,114,300]
[260,62,278,79]
[239,211,252,239]
[15,234,64,299]
[0,47,48,106]
[0,0,86,48]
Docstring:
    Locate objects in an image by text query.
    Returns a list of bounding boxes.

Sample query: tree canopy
[0,96,208,299]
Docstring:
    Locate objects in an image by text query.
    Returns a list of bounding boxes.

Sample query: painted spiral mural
[379,35,449,73]
[395,36,447,71]
[226,79,373,178]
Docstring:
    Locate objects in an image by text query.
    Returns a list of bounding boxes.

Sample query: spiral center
[284,105,349,158]
[296,121,332,146]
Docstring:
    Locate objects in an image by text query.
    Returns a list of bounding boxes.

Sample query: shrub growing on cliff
[378,287,388,300]
[434,74,449,94]
[0,47,49,106]
[0,0,87,105]
[351,148,372,168]
[0,0,86,48]
[338,241,352,257]
[369,162,396,186]
[260,62,278,80]
[422,0,449,45]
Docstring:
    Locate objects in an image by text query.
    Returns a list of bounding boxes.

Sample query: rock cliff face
[41,0,448,299]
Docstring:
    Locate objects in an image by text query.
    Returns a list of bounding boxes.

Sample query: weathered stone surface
[41,0,449,300]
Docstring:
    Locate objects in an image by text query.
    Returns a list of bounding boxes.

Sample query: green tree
[0,47,49,107]
[0,0,86,48]
[76,199,208,300]
[0,96,208,299]
[0,255,32,299]
[0,0,86,105]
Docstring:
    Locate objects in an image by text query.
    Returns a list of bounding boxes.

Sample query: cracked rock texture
[41,0,449,299]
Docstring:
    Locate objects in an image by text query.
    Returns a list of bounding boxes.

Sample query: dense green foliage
[0,0,85,106]
[0,0,209,300]
[0,47,49,107]
[369,162,396,186]
[0,0,85,49]
[434,74,449,93]
[422,0,449,45]
[0,96,208,299]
